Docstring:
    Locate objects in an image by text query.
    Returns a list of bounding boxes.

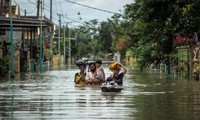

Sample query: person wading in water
[74,60,87,86]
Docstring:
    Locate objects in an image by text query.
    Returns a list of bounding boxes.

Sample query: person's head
[76,60,87,72]
[113,69,120,76]
[95,59,102,68]
[79,64,86,72]
[88,62,96,72]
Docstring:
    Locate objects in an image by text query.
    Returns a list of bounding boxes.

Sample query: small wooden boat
[101,84,124,92]
[74,84,101,88]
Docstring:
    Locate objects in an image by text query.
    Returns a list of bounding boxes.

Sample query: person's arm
[74,73,80,84]
[118,62,127,75]
[90,72,103,84]
[96,69,104,80]
[85,72,93,84]
[79,73,86,80]
[85,72,90,80]
[100,67,106,81]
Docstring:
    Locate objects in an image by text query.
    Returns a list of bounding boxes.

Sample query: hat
[109,61,121,71]
[76,60,87,67]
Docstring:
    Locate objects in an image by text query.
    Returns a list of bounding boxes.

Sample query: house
[0,0,54,74]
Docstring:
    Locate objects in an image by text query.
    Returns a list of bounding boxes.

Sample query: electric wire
[63,16,83,24]
[60,0,64,14]
[27,6,37,14]
[13,0,37,14]
[55,0,59,13]
[24,0,37,14]
[12,0,86,25]
[64,0,121,15]
[26,0,36,5]
[13,0,25,13]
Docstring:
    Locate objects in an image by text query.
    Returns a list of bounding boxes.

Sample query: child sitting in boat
[74,60,87,86]
[101,75,124,92]
[102,76,118,87]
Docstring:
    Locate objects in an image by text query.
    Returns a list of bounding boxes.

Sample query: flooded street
[1,66,200,120]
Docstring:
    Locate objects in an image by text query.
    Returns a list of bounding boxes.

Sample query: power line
[60,0,64,14]
[13,0,81,24]
[27,6,37,14]
[54,0,58,13]
[13,0,37,14]
[24,0,37,14]
[13,0,25,13]
[63,16,83,24]
[64,0,121,15]
[26,0,36,5]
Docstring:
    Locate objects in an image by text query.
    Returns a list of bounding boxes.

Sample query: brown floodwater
[1,66,200,120]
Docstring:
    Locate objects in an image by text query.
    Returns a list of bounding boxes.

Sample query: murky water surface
[1,66,200,120]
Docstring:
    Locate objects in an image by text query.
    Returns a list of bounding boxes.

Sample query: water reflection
[127,69,200,120]
[1,67,200,119]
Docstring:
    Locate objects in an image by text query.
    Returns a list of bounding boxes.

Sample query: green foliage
[0,55,9,76]
[98,21,112,53]
[120,0,200,68]
[44,49,53,59]
[126,49,134,58]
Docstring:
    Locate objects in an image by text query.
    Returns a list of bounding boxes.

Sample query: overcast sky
[13,0,134,26]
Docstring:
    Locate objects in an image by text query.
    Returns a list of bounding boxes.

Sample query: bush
[0,55,9,76]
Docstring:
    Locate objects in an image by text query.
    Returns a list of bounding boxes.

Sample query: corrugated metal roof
[0,16,54,28]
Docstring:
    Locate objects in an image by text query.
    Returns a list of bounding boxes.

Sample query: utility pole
[39,0,43,73]
[63,25,66,65]
[49,0,53,59]
[68,28,71,66]
[50,0,52,21]
[9,0,14,78]
[37,0,40,17]
[57,13,62,66]
[24,9,27,16]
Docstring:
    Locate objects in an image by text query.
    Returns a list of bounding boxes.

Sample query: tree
[122,0,200,68]
[98,21,112,53]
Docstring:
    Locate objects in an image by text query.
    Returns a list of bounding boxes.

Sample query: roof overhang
[0,16,54,28]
